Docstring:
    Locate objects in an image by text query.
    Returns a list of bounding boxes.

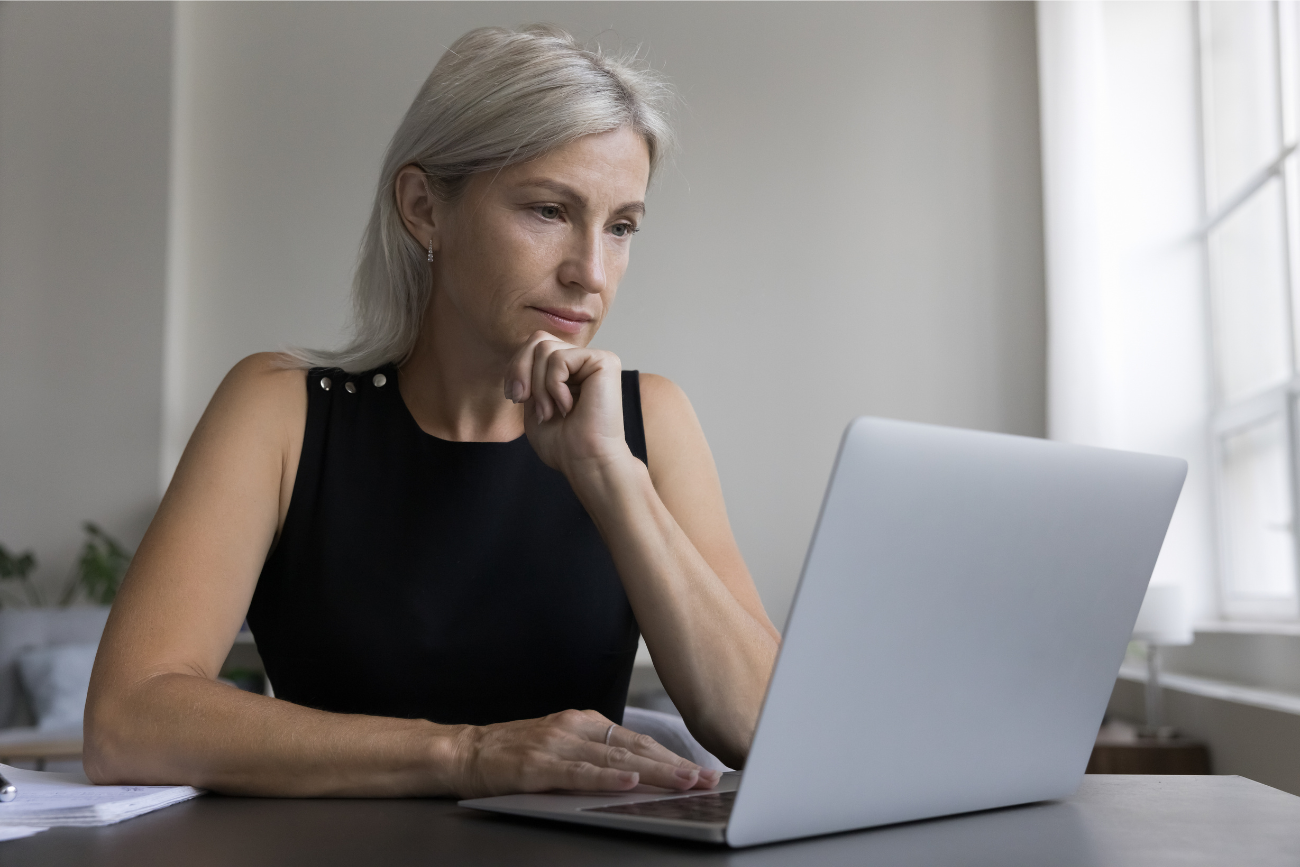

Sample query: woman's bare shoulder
[220,352,309,400]
[637,372,694,421]
[636,373,712,474]
[206,353,307,422]
[165,353,309,533]
[182,353,309,467]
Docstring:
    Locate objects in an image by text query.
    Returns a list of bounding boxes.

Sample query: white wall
[162,2,1046,628]
[0,3,172,596]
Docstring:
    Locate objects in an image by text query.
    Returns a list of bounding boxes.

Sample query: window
[1200,0,1300,618]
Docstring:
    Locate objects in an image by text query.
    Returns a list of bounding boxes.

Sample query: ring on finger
[604,723,616,746]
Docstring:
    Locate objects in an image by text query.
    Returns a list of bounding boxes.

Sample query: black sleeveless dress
[246,364,644,725]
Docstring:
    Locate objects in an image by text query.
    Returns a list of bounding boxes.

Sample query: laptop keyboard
[583,790,736,824]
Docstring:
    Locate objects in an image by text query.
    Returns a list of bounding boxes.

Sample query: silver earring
[427,239,434,262]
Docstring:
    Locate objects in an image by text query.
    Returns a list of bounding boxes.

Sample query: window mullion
[1196,0,1234,412]
[1194,0,1233,620]
[1278,2,1299,145]
[1272,2,1300,606]
[1275,1,1300,374]
[1289,393,1300,606]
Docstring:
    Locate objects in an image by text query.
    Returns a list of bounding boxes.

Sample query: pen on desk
[0,770,15,802]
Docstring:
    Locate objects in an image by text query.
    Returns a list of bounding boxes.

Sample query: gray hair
[289,24,676,372]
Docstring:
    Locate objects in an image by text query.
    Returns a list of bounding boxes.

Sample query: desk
[4,775,1299,866]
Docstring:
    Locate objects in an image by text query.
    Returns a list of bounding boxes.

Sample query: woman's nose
[559,229,606,295]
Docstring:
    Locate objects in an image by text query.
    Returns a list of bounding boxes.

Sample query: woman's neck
[397,298,525,443]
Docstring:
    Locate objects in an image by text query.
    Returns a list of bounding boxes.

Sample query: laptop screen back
[727,417,1186,847]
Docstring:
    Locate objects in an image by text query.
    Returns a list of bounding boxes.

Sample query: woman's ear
[394,165,442,253]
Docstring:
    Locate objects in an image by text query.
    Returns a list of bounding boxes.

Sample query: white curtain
[1036,1,1218,620]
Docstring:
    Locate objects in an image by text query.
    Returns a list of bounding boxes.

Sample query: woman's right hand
[451,708,721,798]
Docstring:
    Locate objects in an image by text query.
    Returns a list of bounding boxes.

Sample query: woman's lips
[532,307,591,335]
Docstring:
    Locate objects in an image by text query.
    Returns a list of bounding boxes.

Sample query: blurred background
[0,1,1297,793]
[0,0,1048,629]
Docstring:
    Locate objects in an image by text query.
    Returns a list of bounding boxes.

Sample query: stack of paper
[0,763,202,839]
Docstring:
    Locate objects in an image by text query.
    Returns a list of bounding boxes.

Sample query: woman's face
[427,126,651,355]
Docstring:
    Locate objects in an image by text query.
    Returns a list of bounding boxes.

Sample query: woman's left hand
[505,330,632,479]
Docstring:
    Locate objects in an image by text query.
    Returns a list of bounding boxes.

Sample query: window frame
[1199,0,1300,620]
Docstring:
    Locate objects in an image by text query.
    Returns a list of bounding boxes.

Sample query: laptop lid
[725,417,1185,847]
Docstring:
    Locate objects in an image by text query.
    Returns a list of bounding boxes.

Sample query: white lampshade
[1132,584,1193,646]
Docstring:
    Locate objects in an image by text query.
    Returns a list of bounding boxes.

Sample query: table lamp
[1131,584,1193,739]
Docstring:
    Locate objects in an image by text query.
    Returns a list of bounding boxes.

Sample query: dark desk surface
[5,775,1300,867]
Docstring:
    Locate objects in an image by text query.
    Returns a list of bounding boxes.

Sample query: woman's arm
[633,373,781,762]
[85,354,455,795]
[86,353,714,796]
[509,336,781,769]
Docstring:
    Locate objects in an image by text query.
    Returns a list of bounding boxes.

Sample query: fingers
[543,710,699,791]
[556,760,639,793]
[460,710,722,798]
[503,331,574,423]
[543,351,578,419]
[508,332,611,424]
[609,728,721,789]
[530,340,565,423]
[534,348,604,422]
[569,739,698,791]
[505,331,557,405]
[557,712,718,791]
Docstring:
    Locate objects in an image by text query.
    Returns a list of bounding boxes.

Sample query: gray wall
[162,1,1046,628]
[0,3,1044,628]
[0,3,172,597]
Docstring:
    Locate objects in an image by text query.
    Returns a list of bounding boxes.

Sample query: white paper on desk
[0,825,48,841]
[0,764,203,827]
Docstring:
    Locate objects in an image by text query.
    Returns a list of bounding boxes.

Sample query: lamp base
[1137,724,1181,741]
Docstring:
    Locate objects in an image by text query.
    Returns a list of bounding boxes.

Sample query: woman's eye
[610,223,639,238]
[537,205,561,220]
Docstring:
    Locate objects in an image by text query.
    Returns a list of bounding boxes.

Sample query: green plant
[0,544,40,607]
[62,522,131,606]
[0,523,132,608]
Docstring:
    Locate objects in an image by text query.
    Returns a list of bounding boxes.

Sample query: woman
[85,25,779,798]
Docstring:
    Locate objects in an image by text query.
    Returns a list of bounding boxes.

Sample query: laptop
[460,417,1187,847]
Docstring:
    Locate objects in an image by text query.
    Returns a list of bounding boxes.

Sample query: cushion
[15,643,98,730]
[0,607,111,727]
